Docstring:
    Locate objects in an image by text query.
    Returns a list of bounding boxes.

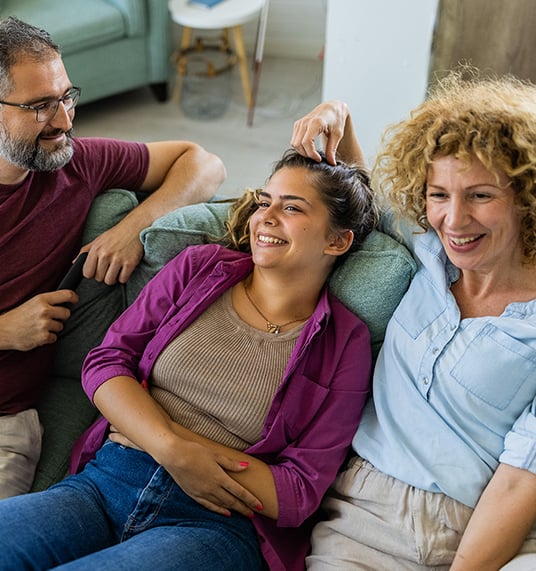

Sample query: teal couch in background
[0,0,172,104]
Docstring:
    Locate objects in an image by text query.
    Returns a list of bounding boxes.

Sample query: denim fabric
[0,441,262,571]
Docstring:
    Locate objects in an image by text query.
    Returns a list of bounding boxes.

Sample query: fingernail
[256,504,263,511]
[239,461,249,467]
[248,512,255,519]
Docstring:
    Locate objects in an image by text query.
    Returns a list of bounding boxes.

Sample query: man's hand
[77,140,226,286]
[81,220,144,285]
[0,291,78,351]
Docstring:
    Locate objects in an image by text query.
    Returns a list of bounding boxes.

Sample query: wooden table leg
[232,25,252,107]
[172,26,193,103]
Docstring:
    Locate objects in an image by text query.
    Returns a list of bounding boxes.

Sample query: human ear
[324,230,354,257]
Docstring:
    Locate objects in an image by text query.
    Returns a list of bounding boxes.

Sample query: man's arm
[82,141,226,284]
[451,463,536,570]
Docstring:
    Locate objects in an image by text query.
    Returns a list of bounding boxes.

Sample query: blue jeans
[0,440,263,570]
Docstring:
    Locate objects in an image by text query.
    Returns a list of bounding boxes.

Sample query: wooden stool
[168,0,266,107]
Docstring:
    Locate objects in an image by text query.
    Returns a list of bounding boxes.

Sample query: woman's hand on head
[291,100,350,165]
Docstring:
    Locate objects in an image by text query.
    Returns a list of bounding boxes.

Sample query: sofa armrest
[102,0,145,36]
[145,0,173,82]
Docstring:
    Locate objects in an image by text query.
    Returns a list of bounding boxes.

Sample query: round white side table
[168,0,265,107]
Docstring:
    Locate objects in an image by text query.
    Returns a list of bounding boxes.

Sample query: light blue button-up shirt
[353,229,536,508]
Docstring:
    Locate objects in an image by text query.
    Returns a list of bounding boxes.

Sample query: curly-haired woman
[293,72,536,570]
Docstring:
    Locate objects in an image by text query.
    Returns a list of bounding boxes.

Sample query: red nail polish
[239,461,249,467]
[256,504,263,511]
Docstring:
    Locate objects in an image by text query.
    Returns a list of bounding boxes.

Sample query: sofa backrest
[58,188,417,380]
[32,189,416,492]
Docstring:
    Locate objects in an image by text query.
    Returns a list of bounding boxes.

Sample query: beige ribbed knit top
[150,289,303,450]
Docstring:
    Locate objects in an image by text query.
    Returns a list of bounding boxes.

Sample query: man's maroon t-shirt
[0,137,149,413]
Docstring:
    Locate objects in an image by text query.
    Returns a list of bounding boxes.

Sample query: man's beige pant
[0,409,43,499]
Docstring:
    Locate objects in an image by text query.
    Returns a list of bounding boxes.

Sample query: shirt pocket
[279,374,329,441]
[451,324,536,410]
[393,273,447,339]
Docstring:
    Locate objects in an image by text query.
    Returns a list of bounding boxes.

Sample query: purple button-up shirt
[79,244,372,570]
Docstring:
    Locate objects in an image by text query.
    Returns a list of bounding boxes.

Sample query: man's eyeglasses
[0,86,81,123]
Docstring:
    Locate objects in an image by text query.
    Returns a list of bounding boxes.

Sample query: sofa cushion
[127,200,231,303]
[33,192,416,492]
[128,200,417,357]
[51,189,139,381]
[1,0,128,54]
[32,189,139,492]
[329,231,416,356]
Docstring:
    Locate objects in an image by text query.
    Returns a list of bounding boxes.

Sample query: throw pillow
[129,200,417,357]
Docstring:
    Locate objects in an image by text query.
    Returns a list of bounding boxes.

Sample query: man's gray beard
[0,128,74,172]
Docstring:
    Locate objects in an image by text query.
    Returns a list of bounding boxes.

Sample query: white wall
[242,0,327,59]
[322,0,439,163]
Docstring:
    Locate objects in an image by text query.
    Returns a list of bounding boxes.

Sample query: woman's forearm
[337,109,366,167]
[451,463,536,570]
[93,375,183,460]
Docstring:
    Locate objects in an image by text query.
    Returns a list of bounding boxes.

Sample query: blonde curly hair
[373,69,536,262]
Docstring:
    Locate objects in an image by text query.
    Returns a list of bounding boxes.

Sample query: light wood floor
[74,56,323,198]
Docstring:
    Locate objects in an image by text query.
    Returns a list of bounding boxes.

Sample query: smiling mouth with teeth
[450,235,482,246]
[258,235,286,245]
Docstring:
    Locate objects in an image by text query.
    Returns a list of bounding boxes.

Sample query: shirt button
[432,347,439,355]
[423,377,429,385]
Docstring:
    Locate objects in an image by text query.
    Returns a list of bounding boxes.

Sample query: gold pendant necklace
[243,282,310,335]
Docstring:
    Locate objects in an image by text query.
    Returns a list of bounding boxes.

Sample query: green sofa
[31,190,417,492]
[0,0,172,104]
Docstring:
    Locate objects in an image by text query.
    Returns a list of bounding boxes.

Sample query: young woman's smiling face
[248,166,339,274]
[425,154,523,274]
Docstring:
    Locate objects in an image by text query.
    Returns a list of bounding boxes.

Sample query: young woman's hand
[97,378,274,519]
[109,427,261,518]
[160,438,261,518]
